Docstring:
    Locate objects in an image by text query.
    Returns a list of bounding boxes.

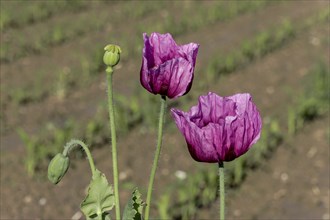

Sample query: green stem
[219,161,225,220]
[144,95,166,220]
[106,67,120,220]
[63,139,96,176]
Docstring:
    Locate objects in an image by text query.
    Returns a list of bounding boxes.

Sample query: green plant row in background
[137,1,270,38]
[206,8,329,82]
[0,1,168,63]
[0,0,88,31]
[156,60,329,220]
[1,1,270,63]
[16,91,164,177]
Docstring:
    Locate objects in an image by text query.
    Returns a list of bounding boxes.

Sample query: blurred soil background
[0,1,329,219]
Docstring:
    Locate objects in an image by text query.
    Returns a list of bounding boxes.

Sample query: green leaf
[123,188,145,220]
[80,169,115,219]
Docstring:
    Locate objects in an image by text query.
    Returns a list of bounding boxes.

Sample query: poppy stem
[219,161,225,220]
[63,139,96,177]
[106,67,120,220]
[145,95,166,220]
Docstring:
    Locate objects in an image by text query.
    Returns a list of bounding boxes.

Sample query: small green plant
[50,26,65,45]
[287,61,329,135]
[9,84,47,106]
[17,129,39,177]
[80,57,91,84]
[55,67,72,101]
[157,194,171,220]
[114,94,143,134]
[85,117,105,146]
[287,107,298,136]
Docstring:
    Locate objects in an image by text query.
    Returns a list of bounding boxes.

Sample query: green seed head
[48,153,70,184]
[103,44,121,67]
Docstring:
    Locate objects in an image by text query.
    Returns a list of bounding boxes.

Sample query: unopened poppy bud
[48,153,70,184]
[103,44,121,67]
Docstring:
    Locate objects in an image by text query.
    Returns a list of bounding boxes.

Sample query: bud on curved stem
[47,140,96,185]
[48,153,70,184]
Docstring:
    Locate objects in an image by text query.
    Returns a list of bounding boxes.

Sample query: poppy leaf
[80,169,115,219]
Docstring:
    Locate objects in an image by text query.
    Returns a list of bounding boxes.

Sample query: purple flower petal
[171,92,262,163]
[140,33,199,99]
[148,33,178,66]
[178,43,199,67]
[148,58,194,98]
[171,108,219,162]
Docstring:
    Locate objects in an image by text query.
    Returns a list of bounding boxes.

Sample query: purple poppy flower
[140,32,199,99]
[171,92,262,163]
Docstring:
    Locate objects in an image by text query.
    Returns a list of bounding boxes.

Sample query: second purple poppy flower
[140,33,199,99]
[171,92,262,163]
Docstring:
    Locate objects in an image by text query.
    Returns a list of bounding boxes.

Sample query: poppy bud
[48,153,70,184]
[103,44,121,67]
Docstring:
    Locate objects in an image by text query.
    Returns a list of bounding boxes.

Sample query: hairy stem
[63,139,96,176]
[144,95,166,220]
[106,67,120,220]
[219,161,225,220]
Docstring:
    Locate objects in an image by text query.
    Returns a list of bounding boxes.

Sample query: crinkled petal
[140,34,153,93]
[142,33,155,69]
[172,92,262,163]
[140,33,199,99]
[178,43,199,67]
[228,93,262,156]
[171,109,219,162]
[140,56,152,94]
[148,33,178,66]
[149,58,194,98]
[190,92,236,127]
